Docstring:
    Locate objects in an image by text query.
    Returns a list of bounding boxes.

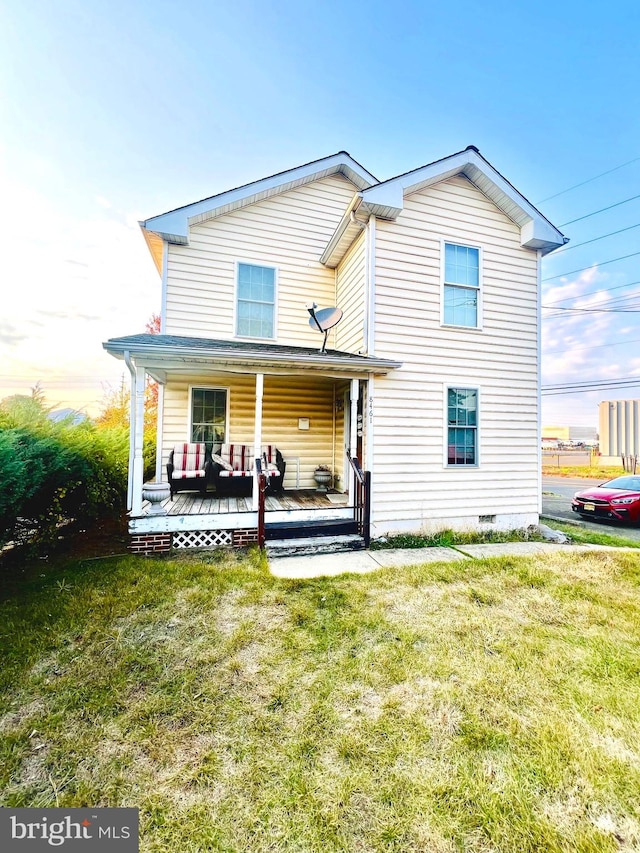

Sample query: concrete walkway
[268,541,630,579]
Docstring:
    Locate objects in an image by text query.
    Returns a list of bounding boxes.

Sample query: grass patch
[372,527,543,550]
[542,465,624,480]
[542,519,640,550]
[2,548,640,851]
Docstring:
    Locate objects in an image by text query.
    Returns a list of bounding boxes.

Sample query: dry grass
[542,464,625,479]
[1,547,640,851]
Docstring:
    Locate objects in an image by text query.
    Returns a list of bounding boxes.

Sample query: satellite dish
[307,303,343,353]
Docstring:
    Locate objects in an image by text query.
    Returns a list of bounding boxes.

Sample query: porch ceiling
[104,334,402,379]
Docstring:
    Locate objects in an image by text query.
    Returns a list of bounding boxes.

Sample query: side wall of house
[164,175,356,349]
[371,174,540,532]
[335,230,366,353]
[161,373,344,489]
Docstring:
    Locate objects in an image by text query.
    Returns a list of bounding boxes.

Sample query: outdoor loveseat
[166,442,212,499]
[212,443,286,497]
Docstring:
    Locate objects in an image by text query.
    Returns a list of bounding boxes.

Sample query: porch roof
[103,334,402,377]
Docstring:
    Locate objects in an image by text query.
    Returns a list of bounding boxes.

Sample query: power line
[544,336,640,356]
[543,386,640,397]
[560,192,640,226]
[542,250,640,282]
[537,155,640,203]
[542,377,640,396]
[543,306,640,316]
[543,279,640,307]
[552,222,640,254]
[543,376,640,390]
[543,291,640,316]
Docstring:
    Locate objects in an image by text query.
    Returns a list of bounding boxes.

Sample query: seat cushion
[172,443,207,473]
[171,469,207,480]
[219,444,255,472]
[262,445,278,464]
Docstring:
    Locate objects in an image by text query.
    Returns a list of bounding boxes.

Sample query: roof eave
[140,152,378,245]
[355,146,566,255]
[103,338,401,375]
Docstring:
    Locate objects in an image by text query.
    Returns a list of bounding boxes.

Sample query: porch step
[265,534,365,558]
[265,518,358,540]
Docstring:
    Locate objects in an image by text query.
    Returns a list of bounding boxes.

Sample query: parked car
[572,476,640,525]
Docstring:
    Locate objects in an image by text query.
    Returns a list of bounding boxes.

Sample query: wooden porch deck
[162,489,349,516]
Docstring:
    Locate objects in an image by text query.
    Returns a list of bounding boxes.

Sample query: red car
[572,475,640,525]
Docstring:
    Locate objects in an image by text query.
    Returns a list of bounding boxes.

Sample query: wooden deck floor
[162,489,348,516]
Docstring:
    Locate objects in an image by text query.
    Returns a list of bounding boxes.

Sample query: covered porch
[103,334,400,552]
[159,488,350,516]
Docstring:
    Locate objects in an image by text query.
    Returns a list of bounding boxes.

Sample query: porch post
[252,372,264,511]
[124,352,135,511]
[365,373,374,472]
[131,364,146,516]
[349,378,359,499]
[155,382,165,482]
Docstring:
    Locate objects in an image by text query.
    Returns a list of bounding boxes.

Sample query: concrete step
[265,534,365,558]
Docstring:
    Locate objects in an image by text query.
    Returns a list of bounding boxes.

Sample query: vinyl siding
[164,175,356,349]
[372,175,540,529]
[335,230,366,352]
[161,373,345,490]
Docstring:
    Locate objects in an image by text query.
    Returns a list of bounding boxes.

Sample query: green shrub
[0,396,129,548]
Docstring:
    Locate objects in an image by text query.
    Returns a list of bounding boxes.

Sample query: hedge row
[0,398,131,549]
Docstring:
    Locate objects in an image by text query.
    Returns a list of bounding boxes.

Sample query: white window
[443,242,480,328]
[236,262,275,339]
[447,387,478,466]
[190,387,227,444]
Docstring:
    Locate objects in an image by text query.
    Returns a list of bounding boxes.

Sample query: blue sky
[1,0,639,427]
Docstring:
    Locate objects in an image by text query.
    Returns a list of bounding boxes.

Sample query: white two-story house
[104,146,566,553]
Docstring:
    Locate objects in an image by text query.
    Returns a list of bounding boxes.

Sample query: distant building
[542,425,597,447]
[599,400,640,456]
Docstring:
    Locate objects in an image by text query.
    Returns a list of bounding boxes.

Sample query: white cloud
[0,169,159,414]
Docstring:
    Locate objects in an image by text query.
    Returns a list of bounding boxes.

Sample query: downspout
[348,210,371,356]
[536,249,542,517]
[160,241,168,334]
[367,215,376,356]
[124,350,136,511]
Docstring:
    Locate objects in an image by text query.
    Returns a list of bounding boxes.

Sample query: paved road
[542,475,640,541]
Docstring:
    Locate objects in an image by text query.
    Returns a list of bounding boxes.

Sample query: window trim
[444,384,480,468]
[440,240,483,330]
[234,259,278,341]
[188,385,229,445]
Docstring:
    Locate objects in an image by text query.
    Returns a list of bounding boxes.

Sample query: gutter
[105,340,401,373]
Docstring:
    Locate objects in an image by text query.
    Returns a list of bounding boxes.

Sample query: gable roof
[140,152,378,246]
[139,146,567,273]
[321,146,567,267]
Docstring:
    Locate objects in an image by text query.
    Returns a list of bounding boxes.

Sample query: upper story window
[190,387,227,444]
[447,387,478,466]
[236,262,276,339]
[443,242,480,328]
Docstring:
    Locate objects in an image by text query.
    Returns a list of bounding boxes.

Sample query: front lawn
[1,548,640,852]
